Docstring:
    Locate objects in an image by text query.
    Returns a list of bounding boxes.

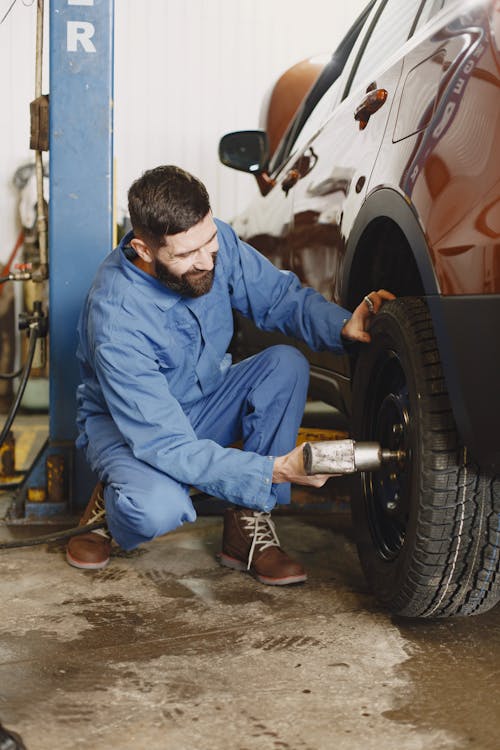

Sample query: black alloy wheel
[351,297,500,618]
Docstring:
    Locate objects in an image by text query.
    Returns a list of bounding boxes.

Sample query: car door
[231,167,295,273]
[232,2,378,272]
[285,0,426,305]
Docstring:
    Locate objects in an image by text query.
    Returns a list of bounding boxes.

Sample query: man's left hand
[341,289,395,344]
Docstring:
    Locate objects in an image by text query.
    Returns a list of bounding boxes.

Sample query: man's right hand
[272,444,332,487]
[341,288,395,343]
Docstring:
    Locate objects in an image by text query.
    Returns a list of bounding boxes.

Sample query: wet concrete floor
[0,509,499,750]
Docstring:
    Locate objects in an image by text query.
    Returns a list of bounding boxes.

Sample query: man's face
[154,213,218,297]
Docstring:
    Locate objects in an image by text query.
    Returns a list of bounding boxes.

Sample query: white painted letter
[67,21,96,52]
[68,1,94,5]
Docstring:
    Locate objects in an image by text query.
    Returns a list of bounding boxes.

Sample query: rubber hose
[0,330,38,448]
[0,521,106,550]
[0,365,25,381]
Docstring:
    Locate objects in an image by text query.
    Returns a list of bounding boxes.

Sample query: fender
[341,187,500,469]
[341,187,440,304]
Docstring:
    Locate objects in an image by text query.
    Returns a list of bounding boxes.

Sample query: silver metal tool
[303,439,405,475]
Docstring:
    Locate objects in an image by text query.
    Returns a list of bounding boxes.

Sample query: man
[67,165,393,585]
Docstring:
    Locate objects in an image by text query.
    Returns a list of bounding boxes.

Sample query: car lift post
[8,0,114,522]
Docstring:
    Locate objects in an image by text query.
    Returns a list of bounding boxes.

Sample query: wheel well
[346,217,425,309]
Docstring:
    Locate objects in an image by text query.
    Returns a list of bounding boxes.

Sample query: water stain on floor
[386,607,500,749]
[0,516,498,750]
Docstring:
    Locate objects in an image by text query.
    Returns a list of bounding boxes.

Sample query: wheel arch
[342,187,439,310]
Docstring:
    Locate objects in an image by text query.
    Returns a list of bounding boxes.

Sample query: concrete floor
[0,410,499,749]
[1,508,499,750]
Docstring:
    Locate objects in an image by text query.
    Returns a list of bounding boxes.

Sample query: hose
[0,328,38,450]
[0,366,24,381]
[0,324,102,552]
[0,521,106,550]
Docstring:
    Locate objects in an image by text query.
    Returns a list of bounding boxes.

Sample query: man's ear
[130,237,155,264]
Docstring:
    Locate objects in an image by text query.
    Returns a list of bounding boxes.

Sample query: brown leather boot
[66,482,111,570]
[220,508,307,585]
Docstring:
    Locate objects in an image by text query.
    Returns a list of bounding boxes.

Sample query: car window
[291,78,343,156]
[413,0,446,32]
[268,0,376,174]
[346,0,425,96]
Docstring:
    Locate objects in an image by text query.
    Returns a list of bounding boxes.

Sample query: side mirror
[218,130,270,174]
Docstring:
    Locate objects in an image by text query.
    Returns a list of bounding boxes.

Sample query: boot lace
[241,512,281,569]
[87,490,110,539]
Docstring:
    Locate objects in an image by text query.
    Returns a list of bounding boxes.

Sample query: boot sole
[66,549,110,570]
[219,553,307,586]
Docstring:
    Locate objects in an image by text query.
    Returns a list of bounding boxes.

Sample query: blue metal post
[49,0,114,440]
[13,0,114,520]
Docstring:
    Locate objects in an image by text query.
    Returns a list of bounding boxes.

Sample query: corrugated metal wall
[0,0,367,261]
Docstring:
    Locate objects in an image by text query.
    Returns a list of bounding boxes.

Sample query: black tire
[351,297,500,618]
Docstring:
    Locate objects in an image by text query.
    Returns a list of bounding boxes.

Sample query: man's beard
[154,253,217,297]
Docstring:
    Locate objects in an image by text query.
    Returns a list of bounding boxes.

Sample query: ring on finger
[364,294,375,313]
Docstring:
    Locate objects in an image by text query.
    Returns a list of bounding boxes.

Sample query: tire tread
[352,297,500,618]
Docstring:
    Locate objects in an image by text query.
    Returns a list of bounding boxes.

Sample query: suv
[219,0,500,618]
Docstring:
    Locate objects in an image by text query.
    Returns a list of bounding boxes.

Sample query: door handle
[281,169,300,195]
[282,148,318,194]
[354,88,388,130]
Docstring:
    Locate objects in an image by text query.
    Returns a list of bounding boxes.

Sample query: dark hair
[128,165,211,247]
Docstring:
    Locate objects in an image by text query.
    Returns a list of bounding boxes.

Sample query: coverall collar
[118,230,183,312]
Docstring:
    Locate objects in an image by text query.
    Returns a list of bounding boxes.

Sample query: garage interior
[1,1,499,749]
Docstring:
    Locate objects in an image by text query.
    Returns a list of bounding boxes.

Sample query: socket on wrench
[303,439,406,475]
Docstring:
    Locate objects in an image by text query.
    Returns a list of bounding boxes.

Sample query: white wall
[0,0,368,261]
[113,0,369,223]
[0,1,47,264]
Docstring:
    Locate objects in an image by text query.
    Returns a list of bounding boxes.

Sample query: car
[218,0,500,618]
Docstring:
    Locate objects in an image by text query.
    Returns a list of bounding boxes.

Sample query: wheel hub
[364,352,411,561]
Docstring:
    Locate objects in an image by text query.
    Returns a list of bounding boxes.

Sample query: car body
[219,0,500,617]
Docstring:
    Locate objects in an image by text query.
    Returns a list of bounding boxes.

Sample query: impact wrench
[1,440,404,551]
[303,439,405,475]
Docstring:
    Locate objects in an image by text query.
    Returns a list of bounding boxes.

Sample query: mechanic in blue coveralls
[67,165,393,585]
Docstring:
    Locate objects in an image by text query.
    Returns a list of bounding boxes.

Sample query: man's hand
[271,289,396,488]
[272,444,332,488]
[341,288,395,343]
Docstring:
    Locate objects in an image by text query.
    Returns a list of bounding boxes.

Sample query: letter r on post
[67,21,97,52]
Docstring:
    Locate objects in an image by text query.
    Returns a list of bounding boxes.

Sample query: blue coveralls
[76,219,351,549]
